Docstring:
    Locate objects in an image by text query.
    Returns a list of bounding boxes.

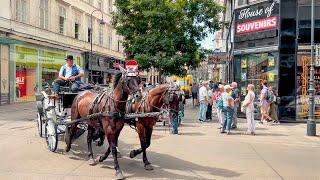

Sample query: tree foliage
[112,0,225,76]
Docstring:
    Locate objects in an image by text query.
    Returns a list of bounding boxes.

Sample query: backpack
[275,96,281,105]
[265,89,274,104]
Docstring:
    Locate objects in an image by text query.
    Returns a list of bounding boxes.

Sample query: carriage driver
[52,55,84,97]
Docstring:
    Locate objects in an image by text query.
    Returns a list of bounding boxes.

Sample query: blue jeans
[170,113,179,134]
[223,106,234,130]
[53,79,80,94]
[199,100,207,121]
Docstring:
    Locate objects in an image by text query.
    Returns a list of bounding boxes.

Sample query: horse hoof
[65,147,70,152]
[88,159,97,166]
[115,171,124,180]
[129,151,135,158]
[96,141,104,146]
[96,155,103,162]
[144,164,154,171]
[117,152,122,158]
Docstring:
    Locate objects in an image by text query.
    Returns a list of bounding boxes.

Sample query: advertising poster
[241,59,247,68]
[241,73,247,81]
[241,87,247,96]
[16,69,27,97]
[268,56,275,66]
[268,72,275,82]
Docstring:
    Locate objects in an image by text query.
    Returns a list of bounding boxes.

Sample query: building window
[238,0,247,6]
[108,28,113,49]
[117,40,121,52]
[98,0,102,10]
[39,0,49,29]
[59,6,66,34]
[99,24,104,46]
[16,0,27,23]
[87,18,93,43]
[74,14,81,39]
[108,0,112,13]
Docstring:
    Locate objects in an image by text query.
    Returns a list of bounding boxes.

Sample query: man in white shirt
[198,81,208,122]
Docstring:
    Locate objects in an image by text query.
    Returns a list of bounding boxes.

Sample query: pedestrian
[214,84,224,128]
[260,80,272,124]
[231,82,240,129]
[191,82,199,106]
[221,85,234,135]
[198,81,208,122]
[269,86,280,125]
[206,88,214,120]
[242,84,256,135]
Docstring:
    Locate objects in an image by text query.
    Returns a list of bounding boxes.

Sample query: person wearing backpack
[260,80,272,124]
[269,86,280,125]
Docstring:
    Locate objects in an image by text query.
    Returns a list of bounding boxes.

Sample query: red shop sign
[236,16,277,34]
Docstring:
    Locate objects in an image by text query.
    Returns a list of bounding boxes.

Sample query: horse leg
[96,128,121,162]
[87,125,96,165]
[96,127,105,146]
[65,123,77,152]
[108,134,124,180]
[129,123,144,159]
[143,126,153,170]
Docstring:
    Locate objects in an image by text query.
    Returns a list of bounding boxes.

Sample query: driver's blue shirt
[59,64,83,82]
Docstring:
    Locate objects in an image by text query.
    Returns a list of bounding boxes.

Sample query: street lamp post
[90,10,105,83]
[307,0,316,136]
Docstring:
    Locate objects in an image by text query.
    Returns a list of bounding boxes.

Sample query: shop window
[39,0,49,29]
[59,6,66,34]
[236,52,279,102]
[15,46,39,102]
[16,0,27,23]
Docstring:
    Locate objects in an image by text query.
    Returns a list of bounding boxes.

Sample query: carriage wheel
[37,112,43,137]
[45,118,58,152]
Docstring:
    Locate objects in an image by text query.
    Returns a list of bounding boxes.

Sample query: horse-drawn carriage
[35,67,181,179]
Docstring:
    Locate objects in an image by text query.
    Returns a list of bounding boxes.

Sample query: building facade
[0,0,125,105]
[229,0,320,120]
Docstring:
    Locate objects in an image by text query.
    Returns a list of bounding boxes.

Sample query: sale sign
[16,69,27,97]
[236,16,277,34]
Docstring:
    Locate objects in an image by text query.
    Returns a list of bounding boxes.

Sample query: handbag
[217,99,223,108]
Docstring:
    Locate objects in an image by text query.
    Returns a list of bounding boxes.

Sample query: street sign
[126,60,138,71]
[208,52,226,64]
[316,44,320,67]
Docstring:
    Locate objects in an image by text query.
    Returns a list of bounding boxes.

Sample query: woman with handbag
[242,84,256,135]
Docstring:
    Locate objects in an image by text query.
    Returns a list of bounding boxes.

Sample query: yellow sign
[268,57,275,66]
[241,59,247,68]
[268,72,275,82]
[15,46,38,67]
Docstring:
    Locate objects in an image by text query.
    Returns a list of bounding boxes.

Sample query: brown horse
[97,83,180,171]
[65,67,141,180]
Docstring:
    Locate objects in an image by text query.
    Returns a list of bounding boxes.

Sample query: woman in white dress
[242,84,256,135]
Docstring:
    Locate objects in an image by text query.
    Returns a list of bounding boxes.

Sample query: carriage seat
[58,92,78,108]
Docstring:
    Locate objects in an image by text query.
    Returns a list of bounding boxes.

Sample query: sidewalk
[0,100,319,179]
[0,101,37,121]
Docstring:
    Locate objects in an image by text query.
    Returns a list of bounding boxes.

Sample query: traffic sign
[126,60,138,71]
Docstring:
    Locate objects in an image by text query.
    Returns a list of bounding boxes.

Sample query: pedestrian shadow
[253,133,289,137]
[177,132,206,136]
[99,145,242,180]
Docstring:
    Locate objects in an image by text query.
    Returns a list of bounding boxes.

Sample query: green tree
[112,0,225,77]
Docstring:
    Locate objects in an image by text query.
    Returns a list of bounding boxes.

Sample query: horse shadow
[97,140,242,180]
[58,132,241,179]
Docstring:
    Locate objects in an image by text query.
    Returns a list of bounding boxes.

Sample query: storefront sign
[241,59,247,68]
[236,16,277,34]
[208,52,226,64]
[235,1,279,38]
[268,72,275,82]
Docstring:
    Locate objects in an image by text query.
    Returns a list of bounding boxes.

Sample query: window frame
[39,0,49,29]
[58,6,66,34]
[15,0,27,23]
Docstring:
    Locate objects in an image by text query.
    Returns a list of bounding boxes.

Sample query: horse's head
[160,82,180,110]
[118,66,142,99]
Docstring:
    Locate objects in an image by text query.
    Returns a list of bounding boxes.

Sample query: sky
[199,33,214,50]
